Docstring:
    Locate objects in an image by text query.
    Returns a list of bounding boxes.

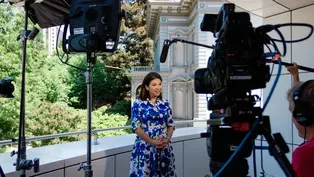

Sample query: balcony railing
[0,119,210,177]
[0,119,207,147]
[131,66,154,72]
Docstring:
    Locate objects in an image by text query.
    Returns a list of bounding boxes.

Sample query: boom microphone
[266,59,314,72]
[160,40,170,63]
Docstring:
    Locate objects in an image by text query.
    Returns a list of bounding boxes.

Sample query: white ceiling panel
[275,0,314,10]
[226,0,276,11]
[217,0,314,18]
[251,4,289,17]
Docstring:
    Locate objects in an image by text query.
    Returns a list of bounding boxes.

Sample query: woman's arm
[164,100,175,145]
[134,128,156,146]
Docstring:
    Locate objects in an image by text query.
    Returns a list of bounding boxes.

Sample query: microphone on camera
[160,40,171,63]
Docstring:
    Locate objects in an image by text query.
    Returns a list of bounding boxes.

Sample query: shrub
[26,101,85,147]
[78,106,132,138]
[105,100,131,118]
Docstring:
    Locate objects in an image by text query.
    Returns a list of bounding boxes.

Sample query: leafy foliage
[27,101,85,147]
[66,56,131,109]
[105,1,154,68]
[78,106,131,138]
[105,100,132,118]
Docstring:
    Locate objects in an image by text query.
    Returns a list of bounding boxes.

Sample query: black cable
[266,34,281,56]
[272,23,314,43]
[253,142,257,177]
[56,18,84,71]
[255,138,299,146]
[260,135,265,176]
[274,27,287,56]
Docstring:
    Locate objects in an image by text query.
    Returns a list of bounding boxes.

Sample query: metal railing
[131,66,154,72]
[0,119,207,146]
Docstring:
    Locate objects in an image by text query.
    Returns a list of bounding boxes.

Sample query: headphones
[292,80,314,127]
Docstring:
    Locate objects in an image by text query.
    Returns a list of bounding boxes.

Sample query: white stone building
[128,0,223,123]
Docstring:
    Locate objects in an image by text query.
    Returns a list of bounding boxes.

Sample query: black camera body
[0,77,14,98]
[194,3,270,97]
[194,4,271,177]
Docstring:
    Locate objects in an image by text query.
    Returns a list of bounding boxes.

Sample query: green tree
[67,56,131,109]
[0,4,77,145]
[105,1,154,68]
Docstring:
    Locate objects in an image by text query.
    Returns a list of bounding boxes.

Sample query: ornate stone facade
[128,0,225,121]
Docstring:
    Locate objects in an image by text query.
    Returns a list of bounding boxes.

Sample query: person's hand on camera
[286,62,299,76]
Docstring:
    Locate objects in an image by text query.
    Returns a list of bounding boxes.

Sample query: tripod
[9,2,40,177]
[204,116,296,177]
[0,165,5,177]
[77,52,96,177]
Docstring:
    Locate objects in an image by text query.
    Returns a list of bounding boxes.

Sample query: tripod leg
[260,126,296,177]
[0,165,5,177]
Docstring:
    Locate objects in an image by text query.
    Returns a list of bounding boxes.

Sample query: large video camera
[0,77,14,98]
[194,3,304,177]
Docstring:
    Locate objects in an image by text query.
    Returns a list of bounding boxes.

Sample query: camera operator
[286,63,314,177]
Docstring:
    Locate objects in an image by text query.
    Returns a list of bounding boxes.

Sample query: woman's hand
[150,138,163,148]
[150,138,169,149]
[158,138,170,149]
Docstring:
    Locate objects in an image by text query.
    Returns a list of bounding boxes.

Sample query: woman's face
[145,78,162,99]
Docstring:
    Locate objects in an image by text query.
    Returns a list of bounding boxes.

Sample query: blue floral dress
[129,98,176,177]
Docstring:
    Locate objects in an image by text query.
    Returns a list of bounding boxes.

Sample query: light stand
[77,52,96,177]
[10,2,40,177]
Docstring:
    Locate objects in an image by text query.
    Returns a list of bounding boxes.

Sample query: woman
[129,72,176,177]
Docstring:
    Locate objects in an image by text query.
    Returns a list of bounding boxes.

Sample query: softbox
[8,0,71,28]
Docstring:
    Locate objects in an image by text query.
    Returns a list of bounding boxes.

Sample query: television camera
[160,3,314,177]
[0,78,14,98]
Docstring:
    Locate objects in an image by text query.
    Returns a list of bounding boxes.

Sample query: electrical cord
[56,18,85,71]
[253,141,257,177]
[260,135,266,176]
[259,43,274,177]
[272,23,314,43]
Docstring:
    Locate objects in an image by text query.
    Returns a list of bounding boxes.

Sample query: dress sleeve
[131,100,142,133]
[166,100,175,130]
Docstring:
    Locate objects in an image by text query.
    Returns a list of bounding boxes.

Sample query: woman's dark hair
[138,72,163,100]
